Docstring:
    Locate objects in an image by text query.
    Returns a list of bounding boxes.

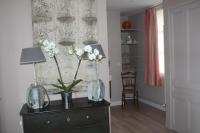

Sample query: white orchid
[75,48,84,57]
[84,45,92,53]
[43,40,49,47]
[86,46,103,61]
[68,47,74,55]
[88,53,96,60]
[42,39,59,58]
[68,46,84,58]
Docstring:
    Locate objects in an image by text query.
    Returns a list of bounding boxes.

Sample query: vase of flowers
[41,40,83,108]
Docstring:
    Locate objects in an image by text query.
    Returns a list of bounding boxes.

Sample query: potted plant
[41,40,83,108]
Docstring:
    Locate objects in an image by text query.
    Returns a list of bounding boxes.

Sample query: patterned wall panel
[32,0,98,96]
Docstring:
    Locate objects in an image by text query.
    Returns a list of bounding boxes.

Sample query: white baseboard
[111,98,166,111]
[139,98,166,111]
[111,101,121,106]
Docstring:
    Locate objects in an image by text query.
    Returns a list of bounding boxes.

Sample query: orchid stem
[53,56,64,86]
[74,58,82,81]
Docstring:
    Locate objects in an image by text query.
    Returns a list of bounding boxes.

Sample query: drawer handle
[46,120,51,124]
[86,115,90,119]
[66,117,71,122]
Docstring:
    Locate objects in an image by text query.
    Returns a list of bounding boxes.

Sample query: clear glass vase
[88,61,105,102]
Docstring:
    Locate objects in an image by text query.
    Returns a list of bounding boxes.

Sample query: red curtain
[145,8,162,87]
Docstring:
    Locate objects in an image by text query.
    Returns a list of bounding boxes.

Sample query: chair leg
[136,90,139,106]
[121,93,124,109]
[133,89,136,104]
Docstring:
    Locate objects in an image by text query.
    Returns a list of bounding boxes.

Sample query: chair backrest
[121,71,136,91]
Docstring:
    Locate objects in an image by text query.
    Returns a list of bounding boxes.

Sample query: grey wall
[0,59,2,133]
[0,0,34,133]
[0,0,109,133]
[130,12,165,105]
[107,11,122,103]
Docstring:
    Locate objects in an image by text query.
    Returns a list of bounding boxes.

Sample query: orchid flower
[75,47,84,57]
[42,40,59,58]
[84,45,92,53]
[87,48,103,61]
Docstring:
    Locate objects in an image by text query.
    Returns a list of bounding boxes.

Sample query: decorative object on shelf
[133,38,138,44]
[82,16,97,25]
[20,47,50,110]
[83,32,98,45]
[59,39,75,46]
[83,39,98,45]
[126,35,133,44]
[82,0,97,25]
[82,0,98,45]
[41,40,82,109]
[122,20,132,29]
[85,45,106,102]
[57,15,75,23]
[32,16,52,23]
[57,13,75,23]
[58,24,75,46]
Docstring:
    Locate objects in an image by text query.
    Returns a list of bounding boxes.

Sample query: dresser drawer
[64,107,108,127]
[23,113,65,133]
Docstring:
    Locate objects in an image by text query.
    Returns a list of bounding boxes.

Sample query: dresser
[20,97,110,133]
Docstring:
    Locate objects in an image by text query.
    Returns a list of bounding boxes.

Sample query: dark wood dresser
[20,97,110,133]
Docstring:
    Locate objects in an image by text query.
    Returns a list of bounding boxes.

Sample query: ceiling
[107,0,162,15]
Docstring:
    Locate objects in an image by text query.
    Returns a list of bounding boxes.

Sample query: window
[156,8,165,75]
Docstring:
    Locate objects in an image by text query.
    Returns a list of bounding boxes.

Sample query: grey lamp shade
[20,47,46,65]
[82,44,106,60]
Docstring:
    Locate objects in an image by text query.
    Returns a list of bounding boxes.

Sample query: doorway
[107,0,170,132]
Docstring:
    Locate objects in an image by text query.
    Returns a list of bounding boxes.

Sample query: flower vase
[61,92,72,109]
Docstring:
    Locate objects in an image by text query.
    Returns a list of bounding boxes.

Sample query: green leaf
[65,79,83,93]
[57,79,65,87]
[52,84,64,90]
[52,79,82,93]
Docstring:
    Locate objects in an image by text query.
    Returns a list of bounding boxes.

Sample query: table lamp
[20,47,50,110]
[83,44,106,102]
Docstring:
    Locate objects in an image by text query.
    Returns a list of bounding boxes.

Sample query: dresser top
[20,97,110,116]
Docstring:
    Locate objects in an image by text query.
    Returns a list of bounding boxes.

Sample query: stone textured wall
[32,0,98,96]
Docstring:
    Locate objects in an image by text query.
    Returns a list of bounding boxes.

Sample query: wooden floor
[111,102,176,133]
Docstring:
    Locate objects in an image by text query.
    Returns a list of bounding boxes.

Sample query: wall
[0,0,109,133]
[107,11,122,103]
[0,1,34,133]
[0,58,3,133]
[0,54,2,133]
[130,12,165,106]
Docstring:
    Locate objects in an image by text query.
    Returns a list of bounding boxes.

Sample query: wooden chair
[121,71,138,108]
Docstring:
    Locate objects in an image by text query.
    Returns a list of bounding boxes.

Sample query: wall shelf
[121,29,138,32]
[121,28,139,72]
[121,42,138,45]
